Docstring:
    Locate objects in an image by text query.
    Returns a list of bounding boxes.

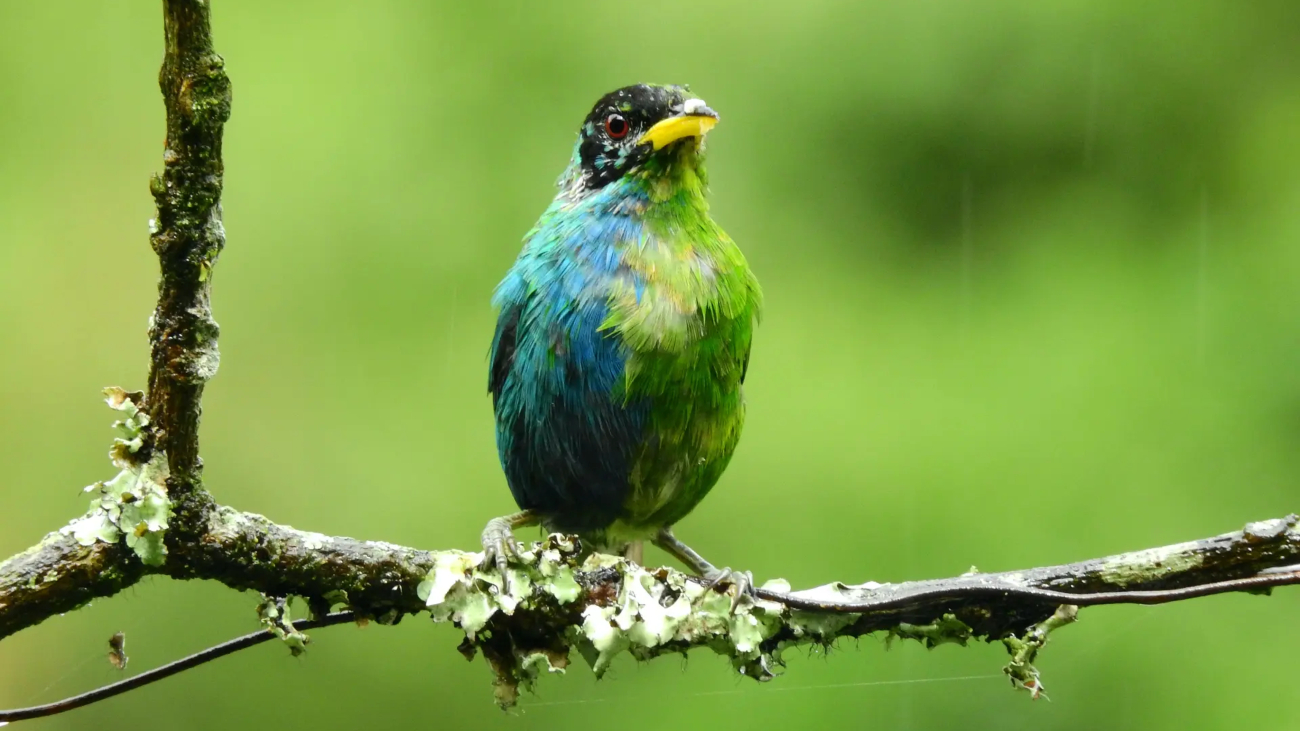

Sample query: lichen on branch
[62,388,172,566]
[418,534,877,707]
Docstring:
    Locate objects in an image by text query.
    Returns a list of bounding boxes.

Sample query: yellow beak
[637,99,719,151]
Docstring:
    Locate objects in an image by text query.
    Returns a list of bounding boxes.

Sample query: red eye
[604,113,629,139]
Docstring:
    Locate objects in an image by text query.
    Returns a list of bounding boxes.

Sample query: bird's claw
[479,517,525,590]
[703,567,756,613]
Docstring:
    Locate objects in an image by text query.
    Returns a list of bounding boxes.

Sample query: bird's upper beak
[637,98,719,151]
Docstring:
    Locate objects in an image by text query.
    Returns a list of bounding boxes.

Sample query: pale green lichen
[1098,543,1204,587]
[578,603,629,674]
[416,535,1093,709]
[294,531,330,551]
[890,613,973,649]
[536,544,582,603]
[772,579,869,640]
[786,608,857,639]
[561,551,786,677]
[419,534,801,707]
[1242,517,1291,543]
[418,551,494,633]
[321,589,350,607]
[61,388,172,566]
[1002,604,1078,700]
[258,595,309,656]
[520,651,567,676]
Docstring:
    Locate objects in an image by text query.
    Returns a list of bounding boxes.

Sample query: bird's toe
[703,567,757,613]
[479,517,524,581]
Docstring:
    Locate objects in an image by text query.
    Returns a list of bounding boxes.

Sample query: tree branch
[0,611,358,724]
[0,534,143,640]
[3,504,1299,715]
[1,0,1298,724]
[146,0,229,515]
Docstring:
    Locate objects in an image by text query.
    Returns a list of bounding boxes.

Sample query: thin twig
[757,568,1300,612]
[0,612,356,724]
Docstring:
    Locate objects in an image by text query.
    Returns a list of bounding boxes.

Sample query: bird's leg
[652,526,754,611]
[623,540,644,565]
[479,510,539,578]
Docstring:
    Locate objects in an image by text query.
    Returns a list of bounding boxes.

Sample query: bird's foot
[478,511,538,593]
[703,566,757,612]
[479,517,523,574]
[651,526,756,614]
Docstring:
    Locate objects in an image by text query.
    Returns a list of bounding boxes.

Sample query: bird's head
[565,83,718,196]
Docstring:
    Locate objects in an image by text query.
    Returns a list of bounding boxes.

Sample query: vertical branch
[146,0,230,517]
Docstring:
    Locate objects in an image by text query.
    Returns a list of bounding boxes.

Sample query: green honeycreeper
[483,84,762,595]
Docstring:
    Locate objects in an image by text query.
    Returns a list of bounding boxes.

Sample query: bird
[482,83,761,597]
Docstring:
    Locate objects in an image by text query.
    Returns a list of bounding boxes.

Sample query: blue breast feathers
[488,197,650,533]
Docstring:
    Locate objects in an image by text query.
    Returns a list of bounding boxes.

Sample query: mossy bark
[146,0,229,523]
[0,533,145,639]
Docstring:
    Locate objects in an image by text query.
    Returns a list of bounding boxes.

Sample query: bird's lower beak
[638,99,719,151]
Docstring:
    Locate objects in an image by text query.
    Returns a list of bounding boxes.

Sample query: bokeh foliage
[1,1,1298,729]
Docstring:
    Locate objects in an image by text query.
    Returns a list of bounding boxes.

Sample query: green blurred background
[2,1,1299,728]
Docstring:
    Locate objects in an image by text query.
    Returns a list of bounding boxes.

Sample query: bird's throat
[638,142,709,207]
